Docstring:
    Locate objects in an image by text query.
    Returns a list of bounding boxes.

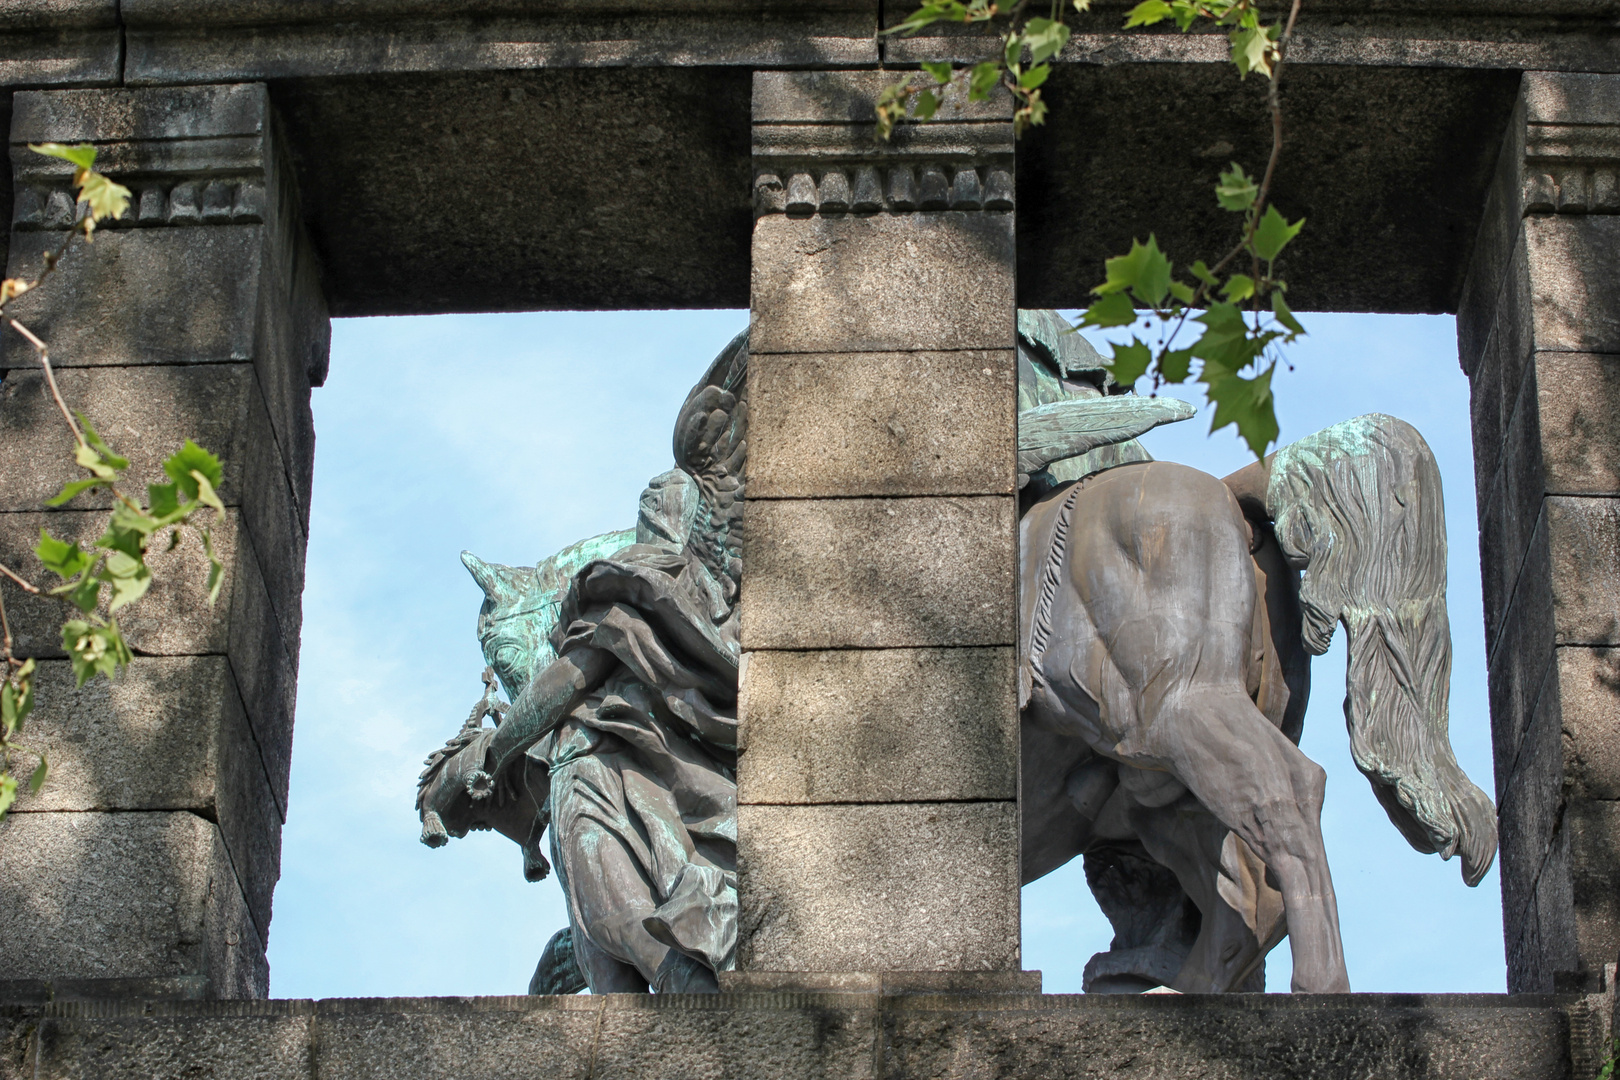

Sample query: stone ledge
[0,991,1594,1080]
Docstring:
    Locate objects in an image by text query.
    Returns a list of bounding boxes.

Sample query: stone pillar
[729,72,1031,991]
[0,85,326,999]
[1460,71,1620,995]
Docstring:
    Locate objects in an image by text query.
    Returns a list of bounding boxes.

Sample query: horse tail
[1266,414,1497,887]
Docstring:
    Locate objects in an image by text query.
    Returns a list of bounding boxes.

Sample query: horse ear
[461,551,533,607]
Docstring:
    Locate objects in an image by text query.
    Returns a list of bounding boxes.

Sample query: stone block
[1524,214,1620,356]
[737,801,1019,972]
[9,82,266,143]
[1565,798,1620,987]
[10,656,282,936]
[741,496,1015,650]
[594,994,879,1080]
[1522,70,1620,127]
[312,996,598,1080]
[750,213,1014,355]
[0,811,265,997]
[747,351,1016,498]
[1496,664,1560,933]
[1555,647,1620,800]
[1455,95,1525,378]
[31,1004,313,1080]
[753,70,1009,124]
[880,994,1574,1080]
[0,363,308,642]
[737,646,1016,804]
[1,229,263,372]
[1486,513,1553,786]
[1546,496,1620,645]
[1535,352,1620,496]
[1505,888,1548,994]
[0,509,298,811]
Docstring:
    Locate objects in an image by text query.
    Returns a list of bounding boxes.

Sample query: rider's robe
[536,542,740,991]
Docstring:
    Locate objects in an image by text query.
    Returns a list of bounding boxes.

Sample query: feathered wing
[1018,395,1196,485]
[1266,413,1498,886]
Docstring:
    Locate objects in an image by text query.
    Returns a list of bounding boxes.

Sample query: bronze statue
[415,314,1496,996]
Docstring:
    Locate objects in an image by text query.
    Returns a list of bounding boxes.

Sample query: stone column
[1459,71,1620,995]
[729,72,1032,991]
[0,85,326,999]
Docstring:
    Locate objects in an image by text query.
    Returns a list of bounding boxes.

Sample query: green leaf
[1206,363,1279,457]
[1168,280,1195,305]
[1252,205,1305,261]
[29,142,97,170]
[202,528,225,606]
[78,171,131,223]
[1170,0,1199,30]
[1004,32,1023,67]
[0,773,16,820]
[1191,302,1260,372]
[1106,338,1154,385]
[4,659,36,737]
[1019,64,1052,90]
[921,61,954,83]
[1077,291,1138,329]
[1097,235,1173,308]
[35,529,93,580]
[147,482,183,520]
[1160,347,1196,383]
[61,619,131,687]
[968,60,1001,100]
[1189,259,1219,287]
[103,551,153,612]
[1272,289,1306,336]
[1215,163,1258,213]
[28,755,47,794]
[1123,0,1172,27]
[162,440,224,501]
[914,88,940,121]
[78,413,129,472]
[1024,17,1071,62]
[1229,24,1274,78]
[192,471,224,514]
[44,477,109,507]
[68,572,102,614]
[1222,274,1256,303]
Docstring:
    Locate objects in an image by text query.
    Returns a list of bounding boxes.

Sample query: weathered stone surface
[0,364,308,644]
[737,801,1019,972]
[747,351,1016,498]
[1497,662,1560,936]
[0,991,1591,1080]
[750,214,1015,355]
[0,812,264,997]
[126,12,877,84]
[10,657,282,935]
[738,646,1016,803]
[1536,352,1620,496]
[30,1003,312,1080]
[1,229,263,371]
[1563,798,1620,990]
[1021,64,1520,314]
[879,993,1576,1080]
[1546,496,1620,645]
[1524,215,1620,356]
[719,969,1041,993]
[313,996,599,1080]
[0,510,298,808]
[1486,513,1553,788]
[741,496,1016,649]
[1555,647,1620,800]
[753,70,1008,124]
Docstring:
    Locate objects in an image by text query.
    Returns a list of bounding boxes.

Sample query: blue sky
[265,309,1502,998]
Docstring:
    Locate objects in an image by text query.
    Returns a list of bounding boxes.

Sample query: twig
[2,316,84,445]
[0,563,41,596]
[0,589,13,663]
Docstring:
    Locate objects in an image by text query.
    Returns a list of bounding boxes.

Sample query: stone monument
[417,312,1497,1000]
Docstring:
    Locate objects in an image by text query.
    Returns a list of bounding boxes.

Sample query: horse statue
[415,312,1497,995]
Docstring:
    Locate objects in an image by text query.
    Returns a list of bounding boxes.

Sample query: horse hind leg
[1148,685,1350,993]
